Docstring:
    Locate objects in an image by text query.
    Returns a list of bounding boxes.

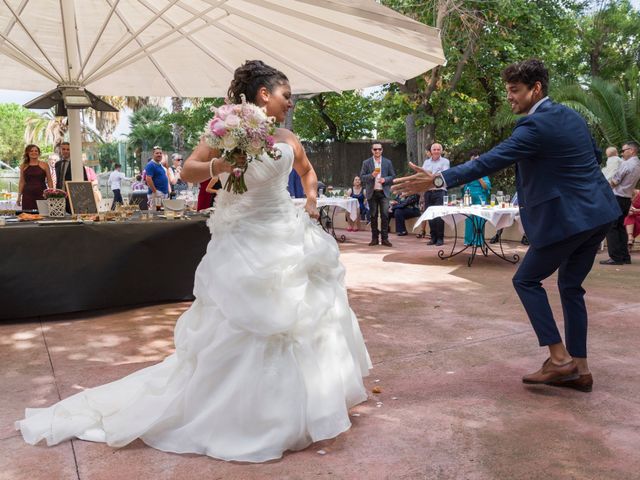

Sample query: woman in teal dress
[463,151,491,246]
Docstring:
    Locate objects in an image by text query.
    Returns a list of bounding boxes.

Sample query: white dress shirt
[612,156,640,198]
[422,156,450,190]
[373,158,383,190]
[108,170,127,190]
[602,156,622,181]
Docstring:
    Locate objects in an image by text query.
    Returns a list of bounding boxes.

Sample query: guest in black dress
[17,144,53,211]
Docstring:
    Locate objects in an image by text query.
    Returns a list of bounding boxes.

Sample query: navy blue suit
[442,99,620,357]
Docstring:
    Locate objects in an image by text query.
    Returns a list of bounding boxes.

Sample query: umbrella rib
[1,0,65,80]
[0,0,28,40]
[289,0,432,34]
[91,0,181,96]
[86,21,212,87]
[223,5,406,84]
[77,0,122,80]
[139,0,236,71]
[211,21,342,92]
[83,0,226,83]
[83,0,183,81]
[241,0,445,66]
[0,44,59,83]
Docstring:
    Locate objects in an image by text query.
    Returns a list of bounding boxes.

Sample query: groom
[392,59,620,392]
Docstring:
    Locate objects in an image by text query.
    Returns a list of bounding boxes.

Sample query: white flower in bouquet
[203,95,280,194]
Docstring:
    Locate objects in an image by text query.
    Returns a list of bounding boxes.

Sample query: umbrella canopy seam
[223,4,406,84]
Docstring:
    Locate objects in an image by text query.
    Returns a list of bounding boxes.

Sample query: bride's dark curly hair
[227,60,289,104]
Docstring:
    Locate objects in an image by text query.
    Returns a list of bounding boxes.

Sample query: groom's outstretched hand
[392,162,435,196]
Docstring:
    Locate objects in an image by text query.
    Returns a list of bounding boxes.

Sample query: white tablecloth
[293,197,359,221]
[0,200,18,211]
[414,205,523,232]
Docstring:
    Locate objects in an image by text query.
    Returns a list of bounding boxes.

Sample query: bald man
[601,147,622,181]
[421,143,450,246]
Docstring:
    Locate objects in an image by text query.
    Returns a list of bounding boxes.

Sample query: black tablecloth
[0,218,210,320]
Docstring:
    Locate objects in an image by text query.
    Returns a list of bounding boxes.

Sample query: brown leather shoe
[522,358,579,384]
[368,239,379,246]
[548,373,593,392]
[381,239,393,247]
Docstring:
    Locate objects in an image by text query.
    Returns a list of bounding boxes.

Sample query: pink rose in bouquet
[203,95,280,194]
[43,188,68,199]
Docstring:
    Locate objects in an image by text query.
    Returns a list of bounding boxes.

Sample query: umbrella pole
[68,109,84,182]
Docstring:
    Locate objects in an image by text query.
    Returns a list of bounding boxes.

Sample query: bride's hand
[229,151,247,168]
[305,200,319,219]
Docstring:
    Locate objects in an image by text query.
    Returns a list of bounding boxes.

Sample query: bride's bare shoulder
[274,128,303,153]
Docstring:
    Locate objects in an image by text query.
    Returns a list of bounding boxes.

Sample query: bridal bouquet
[203,95,281,194]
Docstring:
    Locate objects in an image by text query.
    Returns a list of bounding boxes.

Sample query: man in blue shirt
[393,59,619,393]
[145,147,169,209]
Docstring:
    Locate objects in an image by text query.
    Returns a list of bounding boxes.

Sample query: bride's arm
[289,133,319,219]
[182,138,233,183]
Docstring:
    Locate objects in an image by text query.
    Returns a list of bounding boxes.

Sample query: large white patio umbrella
[0,0,445,180]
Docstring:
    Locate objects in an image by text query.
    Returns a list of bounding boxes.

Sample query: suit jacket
[360,157,396,200]
[54,159,87,190]
[442,99,620,248]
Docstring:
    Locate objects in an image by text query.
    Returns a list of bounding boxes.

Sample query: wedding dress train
[16,143,371,462]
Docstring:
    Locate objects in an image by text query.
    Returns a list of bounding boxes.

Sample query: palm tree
[24,112,68,152]
[127,105,173,168]
[554,73,639,146]
[171,97,185,152]
[84,96,164,141]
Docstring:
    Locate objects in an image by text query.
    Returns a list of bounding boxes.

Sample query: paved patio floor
[1,230,639,480]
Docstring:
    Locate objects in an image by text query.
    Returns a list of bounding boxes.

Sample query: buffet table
[0,217,211,320]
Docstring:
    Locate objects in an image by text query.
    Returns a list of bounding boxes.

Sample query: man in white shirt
[601,141,640,265]
[601,146,622,181]
[422,143,450,246]
[108,163,127,209]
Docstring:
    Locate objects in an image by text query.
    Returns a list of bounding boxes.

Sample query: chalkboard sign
[66,181,98,215]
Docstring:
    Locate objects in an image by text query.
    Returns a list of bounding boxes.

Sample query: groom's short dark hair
[502,59,549,96]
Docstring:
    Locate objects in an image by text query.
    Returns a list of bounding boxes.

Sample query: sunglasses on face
[372,148,382,151]
[621,148,629,153]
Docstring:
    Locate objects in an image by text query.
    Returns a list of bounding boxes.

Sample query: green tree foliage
[293,91,376,142]
[555,72,640,147]
[0,103,34,167]
[573,0,640,80]
[162,98,225,150]
[127,105,173,159]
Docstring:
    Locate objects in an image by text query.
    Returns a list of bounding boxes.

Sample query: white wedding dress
[16,143,371,462]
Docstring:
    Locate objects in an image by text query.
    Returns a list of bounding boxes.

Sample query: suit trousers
[392,206,421,234]
[606,195,632,263]
[369,190,390,240]
[512,223,609,358]
[111,189,123,210]
[424,190,445,240]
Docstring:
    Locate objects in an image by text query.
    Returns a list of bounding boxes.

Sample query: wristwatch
[433,174,445,189]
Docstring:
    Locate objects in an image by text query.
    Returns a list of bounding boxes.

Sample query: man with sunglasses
[360,142,396,246]
[601,141,640,265]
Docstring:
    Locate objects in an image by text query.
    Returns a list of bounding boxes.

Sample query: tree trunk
[405,113,418,166]
[417,122,436,161]
[171,97,184,153]
[312,94,339,140]
[284,94,299,131]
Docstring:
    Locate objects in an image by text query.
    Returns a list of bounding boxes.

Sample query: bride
[16,60,371,463]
